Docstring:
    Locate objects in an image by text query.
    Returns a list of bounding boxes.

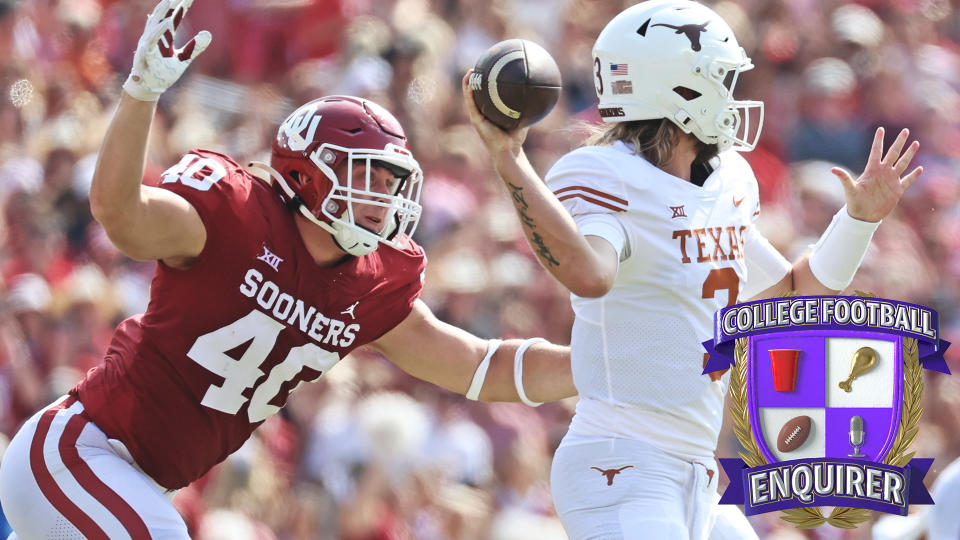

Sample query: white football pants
[550,435,757,540]
[0,396,189,539]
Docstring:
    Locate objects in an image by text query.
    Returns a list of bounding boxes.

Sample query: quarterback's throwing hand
[461,70,528,159]
[123,0,211,102]
[832,127,923,223]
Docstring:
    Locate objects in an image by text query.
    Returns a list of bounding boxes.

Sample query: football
[777,415,812,453]
[469,38,562,130]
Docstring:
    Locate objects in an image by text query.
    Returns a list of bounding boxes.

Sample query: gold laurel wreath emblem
[728,292,924,529]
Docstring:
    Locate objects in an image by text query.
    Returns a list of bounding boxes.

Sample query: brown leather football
[777,415,812,453]
[469,39,562,130]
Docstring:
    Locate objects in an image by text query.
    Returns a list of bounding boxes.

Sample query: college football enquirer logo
[703,294,951,529]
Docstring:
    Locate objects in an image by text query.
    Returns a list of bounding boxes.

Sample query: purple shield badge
[703,295,950,528]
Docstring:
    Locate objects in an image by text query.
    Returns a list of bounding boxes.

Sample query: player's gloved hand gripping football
[123,0,212,102]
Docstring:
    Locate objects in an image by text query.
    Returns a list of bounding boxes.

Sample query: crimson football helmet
[593,0,764,152]
[259,96,423,256]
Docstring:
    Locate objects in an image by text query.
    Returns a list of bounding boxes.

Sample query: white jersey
[546,141,790,460]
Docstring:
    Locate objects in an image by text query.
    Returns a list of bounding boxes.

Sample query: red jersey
[71,150,425,490]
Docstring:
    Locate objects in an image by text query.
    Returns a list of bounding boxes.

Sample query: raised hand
[123,0,212,102]
[832,127,923,223]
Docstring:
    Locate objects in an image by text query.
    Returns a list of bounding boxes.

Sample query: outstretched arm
[461,72,618,298]
[367,300,575,403]
[752,127,922,299]
[89,0,211,267]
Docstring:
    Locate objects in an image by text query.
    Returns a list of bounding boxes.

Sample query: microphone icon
[848,416,866,458]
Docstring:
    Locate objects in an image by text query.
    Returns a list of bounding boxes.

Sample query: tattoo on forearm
[507,182,560,267]
[519,212,536,229]
[509,183,528,210]
[532,231,560,266]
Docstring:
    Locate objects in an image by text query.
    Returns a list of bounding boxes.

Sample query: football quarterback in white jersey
[462,1,923,539]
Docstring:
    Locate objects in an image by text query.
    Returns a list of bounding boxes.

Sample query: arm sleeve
[154,149,253,265]
[545,148,629,219]
[575,213,629,260]
[545,147,631,259]
[742,226,791,299]
[365,241,427,342]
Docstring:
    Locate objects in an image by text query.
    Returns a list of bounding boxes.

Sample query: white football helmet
[592,0,764,152]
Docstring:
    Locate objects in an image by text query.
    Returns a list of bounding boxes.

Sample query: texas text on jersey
[71,149,426,490]
[545,142,790,460]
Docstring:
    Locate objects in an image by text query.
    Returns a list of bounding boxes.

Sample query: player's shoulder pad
[373,234,427,285]
[185,148,247,175]
[717,150,759,187]
[545,145,619,189]
[545,145,630,213]
[157,148,267,224]
[369,234,426,271]
[718,149,761,213]
[160,148,260,196]
[388,234,424,254]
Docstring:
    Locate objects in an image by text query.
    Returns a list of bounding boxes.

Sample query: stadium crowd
[0,0,957,538]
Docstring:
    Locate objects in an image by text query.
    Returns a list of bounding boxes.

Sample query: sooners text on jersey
[71,150,425,489]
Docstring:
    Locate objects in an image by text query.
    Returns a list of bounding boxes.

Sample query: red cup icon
[769,349,802,392]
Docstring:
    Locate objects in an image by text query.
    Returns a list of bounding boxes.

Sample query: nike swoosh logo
[733,197,745,207]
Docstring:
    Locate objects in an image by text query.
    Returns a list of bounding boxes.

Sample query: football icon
[777,415,812,453]
[469,38,562,130]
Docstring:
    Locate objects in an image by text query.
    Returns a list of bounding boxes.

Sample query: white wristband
[514,337,547,407]
[466,339,501,401]
[808,205,880,291]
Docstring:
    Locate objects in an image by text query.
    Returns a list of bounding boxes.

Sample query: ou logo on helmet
[280,106,322,153]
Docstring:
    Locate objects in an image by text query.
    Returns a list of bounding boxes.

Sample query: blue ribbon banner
[719,457,934,515]
[702,295,951,374]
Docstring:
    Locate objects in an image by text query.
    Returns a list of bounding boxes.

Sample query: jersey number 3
[701,268,739,381]
[188,310,339,423]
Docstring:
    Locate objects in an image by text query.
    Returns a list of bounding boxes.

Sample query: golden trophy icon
[838,346,878,392]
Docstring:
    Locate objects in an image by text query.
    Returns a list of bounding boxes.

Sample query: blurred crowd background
[0,0,957,538]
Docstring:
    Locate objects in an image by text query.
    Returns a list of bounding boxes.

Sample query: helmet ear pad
[270,148,348,222]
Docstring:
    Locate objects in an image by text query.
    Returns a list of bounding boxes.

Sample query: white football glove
[123,0,211,102]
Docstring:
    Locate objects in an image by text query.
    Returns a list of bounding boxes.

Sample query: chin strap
[329,222,377,257]
[247,161,337,235]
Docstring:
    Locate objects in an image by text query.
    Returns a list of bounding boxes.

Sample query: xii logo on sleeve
[702,294,951,529]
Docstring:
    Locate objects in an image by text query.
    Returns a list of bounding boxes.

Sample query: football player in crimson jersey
[0,1,574,538]
[463,1,923,539]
